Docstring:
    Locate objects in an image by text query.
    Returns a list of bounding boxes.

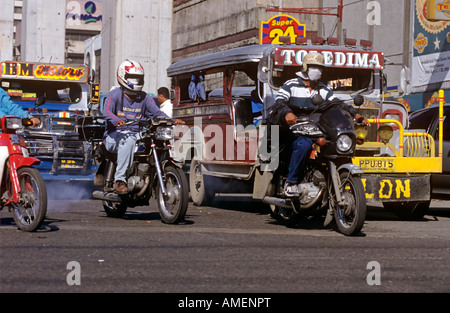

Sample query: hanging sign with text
[260,14,305,45]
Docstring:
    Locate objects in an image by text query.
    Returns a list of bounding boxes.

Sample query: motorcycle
[0,116,47,231]
[86,116,189,224]
[263,95,367,236]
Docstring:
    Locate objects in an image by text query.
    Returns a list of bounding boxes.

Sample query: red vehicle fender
[6,155,41,204]
[9,154,41,169]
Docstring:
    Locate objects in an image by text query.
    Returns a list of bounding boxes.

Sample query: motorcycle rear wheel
[10,167,47,232]
[332,172,366,236]
[157,165,188,224]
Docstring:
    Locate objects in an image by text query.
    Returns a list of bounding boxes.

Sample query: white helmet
[117,59,145,94]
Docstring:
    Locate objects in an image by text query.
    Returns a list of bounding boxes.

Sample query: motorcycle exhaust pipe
[92,190,122,202]
[262,196,293,209]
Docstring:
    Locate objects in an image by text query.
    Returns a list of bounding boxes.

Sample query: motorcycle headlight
[5,117,23,130]
[336,134,353,153]
[155,126,174,141]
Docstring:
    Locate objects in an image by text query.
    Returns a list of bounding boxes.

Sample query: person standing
[157,87,173,117]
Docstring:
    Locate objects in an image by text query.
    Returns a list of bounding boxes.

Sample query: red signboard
[260,14,305,45]
[274,47,384,69]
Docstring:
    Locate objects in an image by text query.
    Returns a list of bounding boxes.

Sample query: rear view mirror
[35,95,46,107]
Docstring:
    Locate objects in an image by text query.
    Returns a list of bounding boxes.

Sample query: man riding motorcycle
[270,52,368,197]
[103,59,169,194]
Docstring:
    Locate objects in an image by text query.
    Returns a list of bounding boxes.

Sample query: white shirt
[159,99,173,117]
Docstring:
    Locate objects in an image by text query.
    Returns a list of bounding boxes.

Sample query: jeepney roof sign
[274,47,384,69]
[0,61,89,83]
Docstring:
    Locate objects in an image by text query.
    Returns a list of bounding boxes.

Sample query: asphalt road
[1,194,449,297]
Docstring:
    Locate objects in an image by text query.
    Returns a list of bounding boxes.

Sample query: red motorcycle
[0,115,47,231]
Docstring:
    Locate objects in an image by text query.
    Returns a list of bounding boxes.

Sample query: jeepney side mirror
[35,95,46,107]
[89,69,96,83]
[258,56,270,83]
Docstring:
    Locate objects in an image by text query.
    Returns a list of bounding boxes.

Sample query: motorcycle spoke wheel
[157,166,188,224]
[11,167,47,232]
[332,172,366,236]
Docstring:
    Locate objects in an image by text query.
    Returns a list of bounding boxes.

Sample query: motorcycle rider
[271,52,367,197]
[104,59,169,194]
[0,88,41,126]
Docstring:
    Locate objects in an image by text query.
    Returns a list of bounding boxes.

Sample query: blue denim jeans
[287,135,313,184]
[104,131,139,183]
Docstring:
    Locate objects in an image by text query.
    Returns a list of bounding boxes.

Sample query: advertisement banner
[426,0,450,21]
[412,0,450,91]
[260,14,305,45]
[66,0,103,32]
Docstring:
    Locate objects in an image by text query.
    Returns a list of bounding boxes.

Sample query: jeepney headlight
[5,117,23,130]
[155,126,174,141]
[355,125,368,139]
[336,134,353,153]
[378,124,393,143]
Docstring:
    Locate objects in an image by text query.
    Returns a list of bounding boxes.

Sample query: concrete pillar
[101,0,172,93]
[21,0,65,63]
[0,0,14,61]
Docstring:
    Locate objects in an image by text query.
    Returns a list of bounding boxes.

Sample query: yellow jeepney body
[352,90,444,203]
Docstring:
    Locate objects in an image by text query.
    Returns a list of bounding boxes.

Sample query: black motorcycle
[80,116,189,224]
[263,95,367,236]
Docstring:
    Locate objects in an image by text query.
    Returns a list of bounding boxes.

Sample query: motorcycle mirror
[311,94,323,106]
[353,94,364,106]
[35,95,46,107]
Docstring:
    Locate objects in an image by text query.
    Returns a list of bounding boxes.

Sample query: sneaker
[284,182,300,197]
[114,181,129,194]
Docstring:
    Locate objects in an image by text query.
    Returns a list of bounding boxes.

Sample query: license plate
[60,159,83,169]
[356,158,395,172]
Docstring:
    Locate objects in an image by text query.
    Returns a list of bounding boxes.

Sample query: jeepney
[167,42,442,219]
[0,61,101,181]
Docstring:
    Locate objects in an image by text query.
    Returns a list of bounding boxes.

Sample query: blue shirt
[0,88,32,119]
[104,88,169,135]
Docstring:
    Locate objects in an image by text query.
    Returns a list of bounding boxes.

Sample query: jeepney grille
[25,138,86,157]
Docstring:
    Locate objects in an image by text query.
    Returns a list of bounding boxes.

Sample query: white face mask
[307,67,323,81]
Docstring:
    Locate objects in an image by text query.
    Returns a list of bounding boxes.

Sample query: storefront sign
[260,14,305,45]
[1,61,88,82]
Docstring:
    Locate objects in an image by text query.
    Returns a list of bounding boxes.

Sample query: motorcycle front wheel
[157,165,189,224]
[10,167,47,232]
[332,171,366,236]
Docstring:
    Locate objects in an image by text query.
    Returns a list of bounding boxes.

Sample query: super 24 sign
[260,14,305,44]
[274,47,385,69]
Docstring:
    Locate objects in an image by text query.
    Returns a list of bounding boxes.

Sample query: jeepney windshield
[270,66,374,94]
[0,79,82,104]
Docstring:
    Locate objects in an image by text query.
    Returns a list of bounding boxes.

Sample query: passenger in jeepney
[270,52,368,197]
[0,87,41,126]
[103,60,169,195]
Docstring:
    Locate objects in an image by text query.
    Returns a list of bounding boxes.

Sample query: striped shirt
[276,78,335,111]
